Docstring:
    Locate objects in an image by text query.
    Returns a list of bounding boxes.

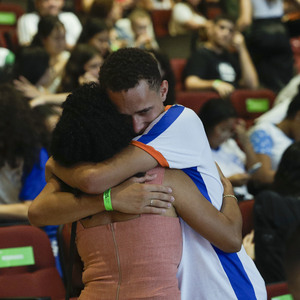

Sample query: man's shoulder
[166,104,199,122]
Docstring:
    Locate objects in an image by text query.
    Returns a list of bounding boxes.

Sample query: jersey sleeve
[132,105,211,169]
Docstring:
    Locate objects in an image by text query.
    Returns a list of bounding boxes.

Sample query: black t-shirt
[254,190,300,284]
[184,47,241,87]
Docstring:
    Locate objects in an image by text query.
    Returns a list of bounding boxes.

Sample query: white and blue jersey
[132,105,266,300]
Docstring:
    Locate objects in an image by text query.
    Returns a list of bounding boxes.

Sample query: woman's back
[76,167,181,299]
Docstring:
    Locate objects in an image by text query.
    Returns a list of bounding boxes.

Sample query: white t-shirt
[168,3,206,36]
[249,122,293,170]
[251,0,283,19]
[17,12,82,47]
[212,139,253,200]
[133,105,267,300]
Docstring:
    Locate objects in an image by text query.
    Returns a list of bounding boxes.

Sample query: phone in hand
[248,162,262,175]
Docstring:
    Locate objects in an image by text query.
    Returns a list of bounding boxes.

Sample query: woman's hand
[111,174,174,215]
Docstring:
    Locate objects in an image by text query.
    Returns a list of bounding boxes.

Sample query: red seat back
[230,89,276,128]
[238,199,255,238]
[266,282,290,300]
[170,58,187,91]
[151,9,172,38]
[0,225,65,298]
[176,91,220,114]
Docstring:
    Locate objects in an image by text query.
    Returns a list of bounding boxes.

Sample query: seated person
[128,8,159,50]
[184,14,258,98]
[0,83,62,276]
[77,17,111,58]
[199,98,260,201]
[168,0,207,37]
[249,89,300,186]
[253,141,300,284]
[17,0,82,49]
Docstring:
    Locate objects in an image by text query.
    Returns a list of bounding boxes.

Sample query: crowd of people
[1,0,300,298]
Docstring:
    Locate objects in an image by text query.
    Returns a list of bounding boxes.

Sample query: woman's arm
[166,167,242,252]
[28,174,174,226]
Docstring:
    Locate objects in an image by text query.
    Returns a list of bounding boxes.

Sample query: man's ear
[160,80,169,103]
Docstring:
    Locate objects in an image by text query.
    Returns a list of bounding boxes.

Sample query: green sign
[246,98,270,113]
[272,294,293,300]
[0,246,35,268]
[0,12,16,25]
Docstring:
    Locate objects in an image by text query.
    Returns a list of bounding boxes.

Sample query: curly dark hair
[51,83,134,166]
[0,83,46,173]
[272,141,300,197]
[99,47,162,92]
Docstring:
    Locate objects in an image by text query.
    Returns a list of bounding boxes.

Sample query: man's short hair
[99,48,162,92]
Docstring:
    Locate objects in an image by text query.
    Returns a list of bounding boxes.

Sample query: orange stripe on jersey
[165,105,172,111]
[131,141,169,167]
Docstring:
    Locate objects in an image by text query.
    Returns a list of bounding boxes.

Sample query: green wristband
[212,79,222,88]
[103,188,113,211]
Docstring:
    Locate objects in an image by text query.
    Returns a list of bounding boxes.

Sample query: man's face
[108,80,168,135]
[36,0,64,16]
[211,19,235,49]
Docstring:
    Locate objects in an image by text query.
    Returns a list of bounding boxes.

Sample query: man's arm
[47,145,158,194]
[233,32,259,89]
[236,0,253,32]
[185,75,235,98]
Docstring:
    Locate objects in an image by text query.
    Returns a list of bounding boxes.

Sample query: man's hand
[111,175,174,215]
[232,31,246,52]
[213,80,235,98]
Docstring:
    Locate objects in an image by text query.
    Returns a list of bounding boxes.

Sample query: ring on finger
[150,200,153,206]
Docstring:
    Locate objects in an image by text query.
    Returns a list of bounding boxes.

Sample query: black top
[254,190,300,284]
[183,47,241,87]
